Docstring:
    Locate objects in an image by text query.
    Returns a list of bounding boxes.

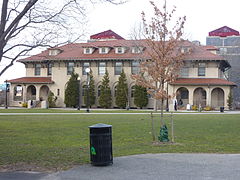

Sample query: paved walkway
[1,153,240,180]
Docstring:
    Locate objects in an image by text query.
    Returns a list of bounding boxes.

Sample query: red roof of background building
[90,30,125,40]
[209,26,239,37]
[170,78,236,86]
[8,77,54,84]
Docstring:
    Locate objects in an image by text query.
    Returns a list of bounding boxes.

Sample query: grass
[0,113,240,171]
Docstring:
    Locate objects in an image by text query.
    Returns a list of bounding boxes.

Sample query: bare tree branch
[0,0,124,76]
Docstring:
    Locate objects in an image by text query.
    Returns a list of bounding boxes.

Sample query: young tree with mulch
[132,1,186,142]
[99,70,112,108]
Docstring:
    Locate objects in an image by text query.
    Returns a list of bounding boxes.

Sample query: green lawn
[0,113,240,171]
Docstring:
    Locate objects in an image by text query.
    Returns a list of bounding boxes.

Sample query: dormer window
[99,47,110,54]
[132,46,143,54]
[180,46,192,54]
[49,49,61,56]
[115,47,125,54]
[84,47,94,54]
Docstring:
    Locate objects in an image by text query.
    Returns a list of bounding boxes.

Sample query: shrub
[192,105,198,111]
[64,72,79,107]
[48,91,57,108]
[22,102,28,108]
[203,106,212,111]
[115,71,128,108]
[99,70,112,108]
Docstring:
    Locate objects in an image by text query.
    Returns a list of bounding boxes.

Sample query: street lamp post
[166,82,169,112]
[5,80,8,109]
[85,67,90,113]
[77,77,81,110]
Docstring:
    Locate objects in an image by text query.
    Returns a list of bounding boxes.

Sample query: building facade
[8,30,235,110]
[206,26,240,108]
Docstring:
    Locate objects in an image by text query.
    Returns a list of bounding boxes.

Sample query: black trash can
[89,123,112,166]
[220,107,224,112]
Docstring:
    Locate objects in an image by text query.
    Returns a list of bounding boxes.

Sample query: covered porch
[8,77,54,107]
[170,78,236,110]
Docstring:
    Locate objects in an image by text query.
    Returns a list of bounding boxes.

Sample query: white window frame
[114,62,122,75]
[98,62,106,75]
[67,62,74,75]
[84,48,93,54]
[198,63,206,76]
[99,47,109,54]
[115,47,125,54]
[131,46,142,54]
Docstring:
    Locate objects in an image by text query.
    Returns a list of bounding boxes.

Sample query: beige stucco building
[8,30,236,110]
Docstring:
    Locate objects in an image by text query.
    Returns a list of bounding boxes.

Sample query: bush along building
[8,30,236,110]
[206,26,240,109]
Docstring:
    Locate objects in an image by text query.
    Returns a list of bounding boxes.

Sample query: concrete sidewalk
[1,153,240,180]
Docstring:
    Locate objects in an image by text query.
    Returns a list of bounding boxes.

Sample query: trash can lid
[89,123,112,128]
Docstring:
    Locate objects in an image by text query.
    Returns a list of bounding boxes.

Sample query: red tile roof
[18,40,227,65]
[8,77,54,84]
[90,30,125,40]
[170,78,236,86]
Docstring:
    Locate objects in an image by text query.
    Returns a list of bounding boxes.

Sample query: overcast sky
[1,0,240,83]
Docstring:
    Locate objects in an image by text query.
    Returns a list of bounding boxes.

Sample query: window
[114,62,122,75]
[180,67,189,77]
[198,63,206,76]
[219,47,227,55]
[131,86,136,98]
[82,85,88,96]
[131,61,140,75]
[57,89,60,96]
[132,46,142,53]
[82,62,90,75]
[34,64,41,76]
[115,47,124,54]
[84,48,93,54]
[67,62,74,75]
[47,63,52,75]
[98,62,106,75]
[86,48,90,54]
[99,47,108,54]
[49,49,61,56]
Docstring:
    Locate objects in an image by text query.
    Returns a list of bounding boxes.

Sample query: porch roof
[7,77,54,84]
[171,78,236,86]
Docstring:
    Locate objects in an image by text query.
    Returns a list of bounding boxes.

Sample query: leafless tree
[0,0,124,76]
[132,0,186,126]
